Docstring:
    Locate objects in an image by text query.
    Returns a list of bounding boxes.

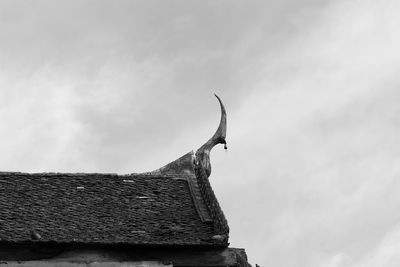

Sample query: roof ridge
[0,171,193,178]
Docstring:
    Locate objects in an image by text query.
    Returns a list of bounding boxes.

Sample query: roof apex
[195,94,227,178]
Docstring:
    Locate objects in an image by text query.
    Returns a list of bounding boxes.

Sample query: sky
[1,0,400,266]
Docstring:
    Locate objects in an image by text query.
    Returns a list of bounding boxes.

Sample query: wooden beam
[0,246,249,267]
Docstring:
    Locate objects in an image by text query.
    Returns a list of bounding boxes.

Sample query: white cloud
[1,0,400,266]
[215,0,400,265]
[323,226,400,267]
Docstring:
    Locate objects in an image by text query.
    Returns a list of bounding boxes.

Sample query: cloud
[323,226,400,267]
[1,0,400,266]
[212,0,400,265]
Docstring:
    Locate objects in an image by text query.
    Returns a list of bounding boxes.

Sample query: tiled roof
[0,153,229,246]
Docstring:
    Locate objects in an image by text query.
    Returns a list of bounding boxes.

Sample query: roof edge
[195,163,229,241]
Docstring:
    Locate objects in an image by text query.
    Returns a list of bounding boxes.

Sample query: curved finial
[195,94,227,177]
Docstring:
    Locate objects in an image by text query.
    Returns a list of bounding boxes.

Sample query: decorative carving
[148,151,196,176]
[195,94,227,177]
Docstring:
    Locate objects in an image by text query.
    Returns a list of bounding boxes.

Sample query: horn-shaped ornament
[195,94,227,177]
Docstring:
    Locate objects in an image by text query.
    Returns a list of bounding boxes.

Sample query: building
[0,95,251,266]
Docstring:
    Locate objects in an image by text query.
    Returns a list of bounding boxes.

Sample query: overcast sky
[1,1,400,266]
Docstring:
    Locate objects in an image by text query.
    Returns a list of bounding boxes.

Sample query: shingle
[0,171,225,246]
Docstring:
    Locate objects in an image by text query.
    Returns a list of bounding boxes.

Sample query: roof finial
[195,94,227,177]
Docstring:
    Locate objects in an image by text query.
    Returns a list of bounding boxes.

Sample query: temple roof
[0,153,228,247]
[0,95,230,248]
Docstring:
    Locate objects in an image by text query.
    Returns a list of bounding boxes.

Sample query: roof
[0,94,230,248]
[0,152,229,247]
